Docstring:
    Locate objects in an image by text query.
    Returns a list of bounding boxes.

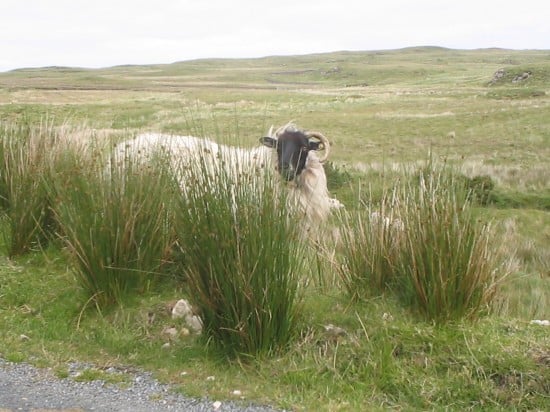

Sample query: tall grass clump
[336,189,403,299]
[49,148,176,308]
[395,163,503,322]
[0,121,57,257]
[174,149,304,358]
[336,161,505,322]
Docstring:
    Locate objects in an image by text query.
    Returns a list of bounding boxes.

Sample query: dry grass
[460,159,550,191]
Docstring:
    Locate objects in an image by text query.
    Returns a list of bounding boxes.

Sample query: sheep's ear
[308,141,324,151]
[260,136,277,148]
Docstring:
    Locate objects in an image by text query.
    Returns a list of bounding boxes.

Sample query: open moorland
[0,47,549,411]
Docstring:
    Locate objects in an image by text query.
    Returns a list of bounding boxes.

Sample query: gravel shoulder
[0,358,280,412]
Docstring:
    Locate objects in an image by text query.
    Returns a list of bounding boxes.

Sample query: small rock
[186,315,203,334]
[232,389,242,396]
[512,71,531,83]
[171,299,203,334]
[490,68,506,84]
[382,312,394,322]
[20,334,30,341]
[212,400,222,410]
[161,342,171,350]
[161,326,179,341]
[323,324,346,337]
[206,375,216,381]
[530,319,550,326]
[20,304,34,315]
[172,299,193,320]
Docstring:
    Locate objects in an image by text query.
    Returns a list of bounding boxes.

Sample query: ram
[108,122,343,221]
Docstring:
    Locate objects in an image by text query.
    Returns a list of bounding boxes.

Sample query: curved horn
[306,131,330,162]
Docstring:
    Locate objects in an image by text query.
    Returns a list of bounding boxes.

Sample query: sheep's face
[261,130,322,181]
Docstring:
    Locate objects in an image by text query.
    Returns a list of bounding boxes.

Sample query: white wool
[290,151,333,222]
[108,132,341,222]
[108,133,220,171]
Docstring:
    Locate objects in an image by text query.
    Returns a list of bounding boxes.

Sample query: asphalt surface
[0,358,281,412]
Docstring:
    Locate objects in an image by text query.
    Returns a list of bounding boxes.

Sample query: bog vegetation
[0,47,548,411]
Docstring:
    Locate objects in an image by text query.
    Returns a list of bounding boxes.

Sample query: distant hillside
[1,47,549,92]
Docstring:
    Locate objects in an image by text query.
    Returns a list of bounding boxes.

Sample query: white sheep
[107,122,343,222]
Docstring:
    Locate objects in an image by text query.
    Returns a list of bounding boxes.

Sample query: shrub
[336,192,403,299]
[465,174,495,206]
[0,121,57,256]
[324,160,353,192]
[336,161,504,322]
[173,151,304,358]
[49,149,176,308]
[395,165,502,322]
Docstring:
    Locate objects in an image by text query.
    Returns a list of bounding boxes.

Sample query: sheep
[107,122,343,222]
[260,122,344,221]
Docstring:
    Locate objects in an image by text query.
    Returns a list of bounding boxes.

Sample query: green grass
[172,143,304,357]
[336,194,402,298]
[0,47,549,410]
[393,164,502,322]
[1,254,548,410]
[0,121,58,256]
[489,189,550,211]
[336,162,505,322]
[48,146,176,308]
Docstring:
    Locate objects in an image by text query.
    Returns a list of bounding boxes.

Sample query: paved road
[0,359,280,412]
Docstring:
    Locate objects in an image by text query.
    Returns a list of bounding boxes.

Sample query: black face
[260,130,322,181]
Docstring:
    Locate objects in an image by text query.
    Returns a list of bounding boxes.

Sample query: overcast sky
[1,0,549,72]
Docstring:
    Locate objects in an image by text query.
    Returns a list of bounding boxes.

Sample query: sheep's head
[260,123,330,181]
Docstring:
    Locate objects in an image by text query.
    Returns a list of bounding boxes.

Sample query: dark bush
[466,175,495,206]
[324,161,353,191]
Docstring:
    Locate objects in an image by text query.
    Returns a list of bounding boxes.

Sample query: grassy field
[0,47,549,411]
